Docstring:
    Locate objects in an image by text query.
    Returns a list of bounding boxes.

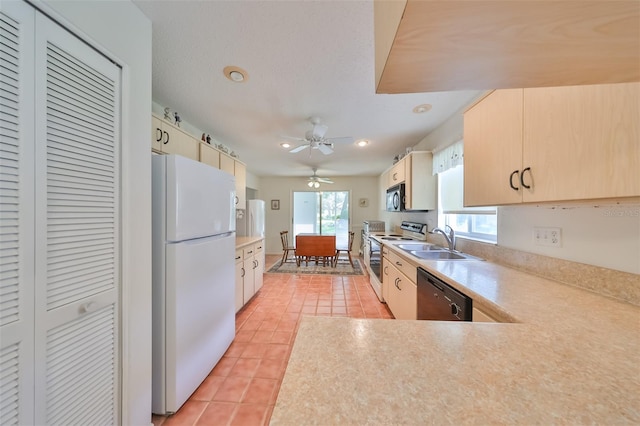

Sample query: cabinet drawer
[385,249,417,283]
[253,241,264,255]
[243,245,256,260]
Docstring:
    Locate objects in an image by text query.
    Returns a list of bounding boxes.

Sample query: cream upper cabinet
[523,82,639,202]
[200,143,220,169]
[383,151,437,210]
[234,161,247,208]
[464,89,524,207]
[151,113,199,161]
[389,159,405,186]
[404,152,437,210]
[220,152,235,175]
[152,115,164,152]
[463,82,639,206]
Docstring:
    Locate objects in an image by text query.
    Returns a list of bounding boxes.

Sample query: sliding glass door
[293,191,350,247]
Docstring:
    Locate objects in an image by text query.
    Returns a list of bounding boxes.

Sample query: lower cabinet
[235,240,265,311]
[383,248,417,320]
[234,250,244,312]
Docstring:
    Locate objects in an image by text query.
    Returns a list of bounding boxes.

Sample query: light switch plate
[533,227,562,247]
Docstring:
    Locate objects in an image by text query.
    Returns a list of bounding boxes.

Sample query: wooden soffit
[375,0,640,93]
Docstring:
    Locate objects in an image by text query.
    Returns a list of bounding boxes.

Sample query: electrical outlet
[533,227,562,247]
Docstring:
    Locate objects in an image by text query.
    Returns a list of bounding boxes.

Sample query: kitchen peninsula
[270,258,640,424]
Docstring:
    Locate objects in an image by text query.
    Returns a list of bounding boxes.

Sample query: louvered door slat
[48,124,115,155]
[45,306,115,425]
[0,343,20,425]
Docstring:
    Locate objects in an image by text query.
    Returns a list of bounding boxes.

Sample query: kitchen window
[438,165,497,243]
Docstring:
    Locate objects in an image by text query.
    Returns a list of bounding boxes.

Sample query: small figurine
[174,111,182,127]
[201,133,206,142]
[163,107,171,121]
[206,134,211,144]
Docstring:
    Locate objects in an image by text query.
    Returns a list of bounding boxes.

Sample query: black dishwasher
[417,267,472,321]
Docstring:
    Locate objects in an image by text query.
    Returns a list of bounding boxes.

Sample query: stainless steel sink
[396,243,443,251]
[408,250,483,261]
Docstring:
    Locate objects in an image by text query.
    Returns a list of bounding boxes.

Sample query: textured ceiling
[133,0,481,179]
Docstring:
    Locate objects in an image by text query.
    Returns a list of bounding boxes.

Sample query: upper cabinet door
[464,89,524,207]
[523,83,640,202]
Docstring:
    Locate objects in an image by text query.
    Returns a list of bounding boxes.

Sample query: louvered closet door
[32,11,121,425]
[0,2,35,425]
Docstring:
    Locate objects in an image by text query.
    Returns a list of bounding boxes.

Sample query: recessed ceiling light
[356,139,369,147]
[280,142,291,148]
[223,66,248,83]
[413,104,432,114]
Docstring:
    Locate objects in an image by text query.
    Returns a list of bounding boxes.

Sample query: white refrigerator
[151,155,236,415]
[237,199,265,237]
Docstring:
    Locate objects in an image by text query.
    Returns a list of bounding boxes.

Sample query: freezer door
[160,155,236,242]
[156,233,235,414]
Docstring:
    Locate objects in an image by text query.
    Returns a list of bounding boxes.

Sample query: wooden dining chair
[333,231,355,267]
[280,231,296,264]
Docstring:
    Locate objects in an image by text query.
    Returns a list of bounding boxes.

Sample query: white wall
[38,1,153,424]
[258,176,379,254]
[499,202,640,274]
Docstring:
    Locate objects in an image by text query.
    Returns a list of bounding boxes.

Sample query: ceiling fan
[307,167,333,188]
[284,116,354,155]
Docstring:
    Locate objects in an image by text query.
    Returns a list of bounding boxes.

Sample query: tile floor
[152,255,393,426]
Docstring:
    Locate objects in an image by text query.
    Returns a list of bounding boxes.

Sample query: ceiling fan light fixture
[280,142,291,148]
[356,139,369,147]
[223,66,248,83]
[413,103,432,114]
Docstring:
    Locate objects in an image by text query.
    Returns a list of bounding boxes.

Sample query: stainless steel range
[365,221,427,302]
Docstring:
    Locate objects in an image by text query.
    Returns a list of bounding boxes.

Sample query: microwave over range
[386,184,405,212]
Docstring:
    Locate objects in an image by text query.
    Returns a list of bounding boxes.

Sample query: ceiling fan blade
[281,135,306,142]
[326,136,354,144]
[289,144,309,153]
[317,177,333,184]
[318,143,333,155]
[312,123,328,139]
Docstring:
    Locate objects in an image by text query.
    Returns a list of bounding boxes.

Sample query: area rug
[267,258,364,276]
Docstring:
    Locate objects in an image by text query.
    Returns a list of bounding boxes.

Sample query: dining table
[295,233,336,266]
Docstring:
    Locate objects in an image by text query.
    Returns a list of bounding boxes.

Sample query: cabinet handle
[395,278,401,290]
[509,170,520,191]
[393,172,397,180]
[253,260,258,269]
[241,267,245,278]
[156,128,162,142]
[162,130,170,145]
[383,266,388,275]
[234,196,239,205]
[520,167,531,189]
[395,261,402,266]
[235,255,241,260]
[247,250,253,254]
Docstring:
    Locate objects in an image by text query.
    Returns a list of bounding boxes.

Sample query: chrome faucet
[430,225,456,251]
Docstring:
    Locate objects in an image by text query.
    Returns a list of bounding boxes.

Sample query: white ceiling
[133,0,481,179]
